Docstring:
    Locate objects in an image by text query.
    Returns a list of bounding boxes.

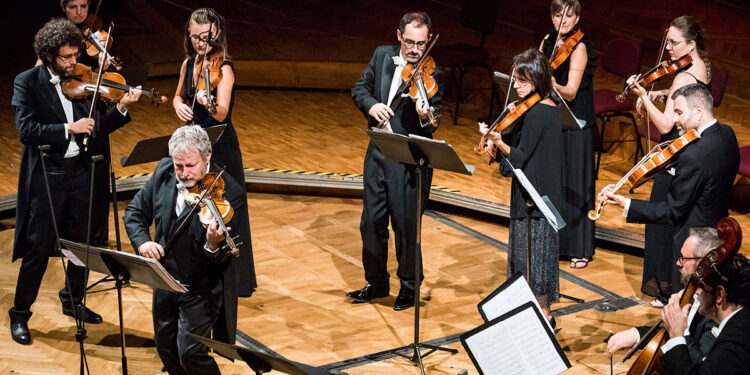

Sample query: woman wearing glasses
[626,15,710,308]
[479,49,563,327]
[538,0,596,270]
[173,8,257,298]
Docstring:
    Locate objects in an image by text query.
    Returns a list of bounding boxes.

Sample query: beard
[51,61,75,77]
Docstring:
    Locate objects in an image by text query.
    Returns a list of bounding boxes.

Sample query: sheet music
[480,275,551,330]
[511,167,561,230]
[464,307,568,375]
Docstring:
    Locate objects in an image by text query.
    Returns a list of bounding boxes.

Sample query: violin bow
[82,21,113,151]
[190,23,214,117]
[644,28,670,152]
[548,3,569,61]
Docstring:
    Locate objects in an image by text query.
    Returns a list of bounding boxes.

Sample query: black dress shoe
[62,304,103,324]
[346,283,389,303]
[393,288,415,311]
[11,320,31,345]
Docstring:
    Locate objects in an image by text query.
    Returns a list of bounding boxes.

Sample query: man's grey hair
[689,227,723,258]
[168,125,211,159]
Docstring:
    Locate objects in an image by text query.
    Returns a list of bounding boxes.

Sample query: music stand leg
[116,276,128,375]
[399,158,458,373]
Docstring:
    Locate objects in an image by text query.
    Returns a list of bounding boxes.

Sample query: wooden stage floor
[1,76,750,374]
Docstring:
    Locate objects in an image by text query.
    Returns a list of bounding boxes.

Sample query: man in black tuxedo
[607,227,721,360]
[124,125,242,375]
[347,11,444,311]
[9,18,139,345]
[600,83,740,286]
[661,253,750,374]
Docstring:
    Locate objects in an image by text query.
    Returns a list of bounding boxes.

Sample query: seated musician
[607,228,719,361]
[124,125,243,374]
[660,253,750,374]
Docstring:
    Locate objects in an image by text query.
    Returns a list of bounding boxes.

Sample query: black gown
[641,74,709,302]
[499,102,563,305]
[541,28,596,261]
[183,58,256,296]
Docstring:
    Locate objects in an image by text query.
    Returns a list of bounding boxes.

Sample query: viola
[588,128,699,221]
[193,48,227,115]
[61,63,167,105]
[617,55,693,102]
[550,29,584,70]
[625,217,741,374]
[182,170,240,258]
[83,28,123,71]
[401,54,440,126]
[474,92,541,156]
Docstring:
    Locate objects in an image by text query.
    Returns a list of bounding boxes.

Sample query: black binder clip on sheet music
[188,333,329,375]
[493,71,586,130]
[460,301,571,375]
[120,125,226,167]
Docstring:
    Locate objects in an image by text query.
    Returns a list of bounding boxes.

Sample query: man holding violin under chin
[348,11,444,311]
[124,125,244,375]
[9,18,140,346]
[597,83,738,268]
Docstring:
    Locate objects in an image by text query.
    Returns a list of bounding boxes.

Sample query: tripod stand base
[560,293,584,304]
[388,342,457,374]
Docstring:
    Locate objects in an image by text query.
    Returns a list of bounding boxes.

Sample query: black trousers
[359,143,431,292]
[11,161,90,321]
[153,282,223,375]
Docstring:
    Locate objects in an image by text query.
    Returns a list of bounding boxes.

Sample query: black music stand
[188,334,329,375]
[120,124,225,167]
[60,239,188,375]
[367,129,473,375]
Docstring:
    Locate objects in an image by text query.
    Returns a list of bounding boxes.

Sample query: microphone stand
[38,145,91,375]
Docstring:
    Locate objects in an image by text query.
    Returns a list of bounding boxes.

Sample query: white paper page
[512,167,559,230]
[466,308,568,375]
[481,276,551,330]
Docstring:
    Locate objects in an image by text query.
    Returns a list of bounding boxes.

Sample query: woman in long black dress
[627,16,710,306]
[539,0,596,269]
[173,8,256,297]
[479,49,563,324]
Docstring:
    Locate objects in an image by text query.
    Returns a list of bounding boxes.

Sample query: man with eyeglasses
[9,18,140,345]
[607,228,720,362]
[348,11,444,311]
[661,253,750,374]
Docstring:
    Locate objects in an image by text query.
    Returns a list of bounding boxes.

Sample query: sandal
[570,258,589,269]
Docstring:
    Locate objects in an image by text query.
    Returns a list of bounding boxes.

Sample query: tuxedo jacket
[124,158,243,344]
[662,307,750,374]
[11,65,131,260]
[627,123,739,248]
[351,45,444,138]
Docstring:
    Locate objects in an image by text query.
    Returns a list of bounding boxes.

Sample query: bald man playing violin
[124,125,244,375]
[9,18,140,346]
[596,84,738,284]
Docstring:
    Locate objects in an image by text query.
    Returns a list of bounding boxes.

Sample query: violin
[61,63,167,105]
[181,170,240,258]
[193,45,226,116]
[588,128,699,221]
[401,54,439,126]
[474,93,541,156]
[83,27,122,71]
[617,54,693,102]
[550,29,584,70]
[624,217,741,375]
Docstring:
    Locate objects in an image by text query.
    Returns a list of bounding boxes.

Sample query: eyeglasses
[402,38,427,50]
[57,51,80,62]
[678,254,702,263]
[666,39,685,48]
[190,34,210,43]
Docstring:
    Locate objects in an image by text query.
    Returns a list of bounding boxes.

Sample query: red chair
[739,146,750,178]
[431,0,499,124]
[594,38,643,178]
